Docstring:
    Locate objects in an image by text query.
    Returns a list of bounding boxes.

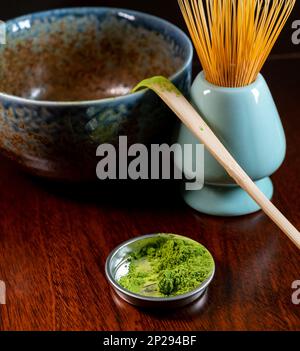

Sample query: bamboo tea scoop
[133,77,300,250]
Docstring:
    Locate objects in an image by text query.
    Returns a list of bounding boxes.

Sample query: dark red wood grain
[0,57,300,331]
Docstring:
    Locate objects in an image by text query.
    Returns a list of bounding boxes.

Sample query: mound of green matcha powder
[118,234,214,297]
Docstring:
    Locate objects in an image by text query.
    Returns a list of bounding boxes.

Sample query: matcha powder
[118,234,214,297]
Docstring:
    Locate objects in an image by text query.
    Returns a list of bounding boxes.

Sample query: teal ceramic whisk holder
[176,71,286,216]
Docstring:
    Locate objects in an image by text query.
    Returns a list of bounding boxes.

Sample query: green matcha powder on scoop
[118,234,214,297]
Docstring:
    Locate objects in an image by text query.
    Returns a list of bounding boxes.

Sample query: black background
[0,0,299,55]
[0,332,298,349]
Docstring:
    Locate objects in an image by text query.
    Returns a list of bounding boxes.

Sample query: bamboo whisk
[178,0,296,87]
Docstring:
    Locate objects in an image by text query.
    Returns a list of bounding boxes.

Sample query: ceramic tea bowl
[0,7,192,180]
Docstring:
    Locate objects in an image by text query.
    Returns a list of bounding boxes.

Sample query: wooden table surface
[0,55,300,331]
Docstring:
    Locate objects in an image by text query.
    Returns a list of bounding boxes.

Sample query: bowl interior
[0,9,187,102]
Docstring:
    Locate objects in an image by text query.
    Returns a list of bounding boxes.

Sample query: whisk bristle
[179,0,296,87]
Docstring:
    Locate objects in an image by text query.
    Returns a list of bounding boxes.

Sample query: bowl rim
[0,7,193,107]
[105,233,215,303]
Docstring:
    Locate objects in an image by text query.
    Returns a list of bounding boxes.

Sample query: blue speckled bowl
[0,7,192,180]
